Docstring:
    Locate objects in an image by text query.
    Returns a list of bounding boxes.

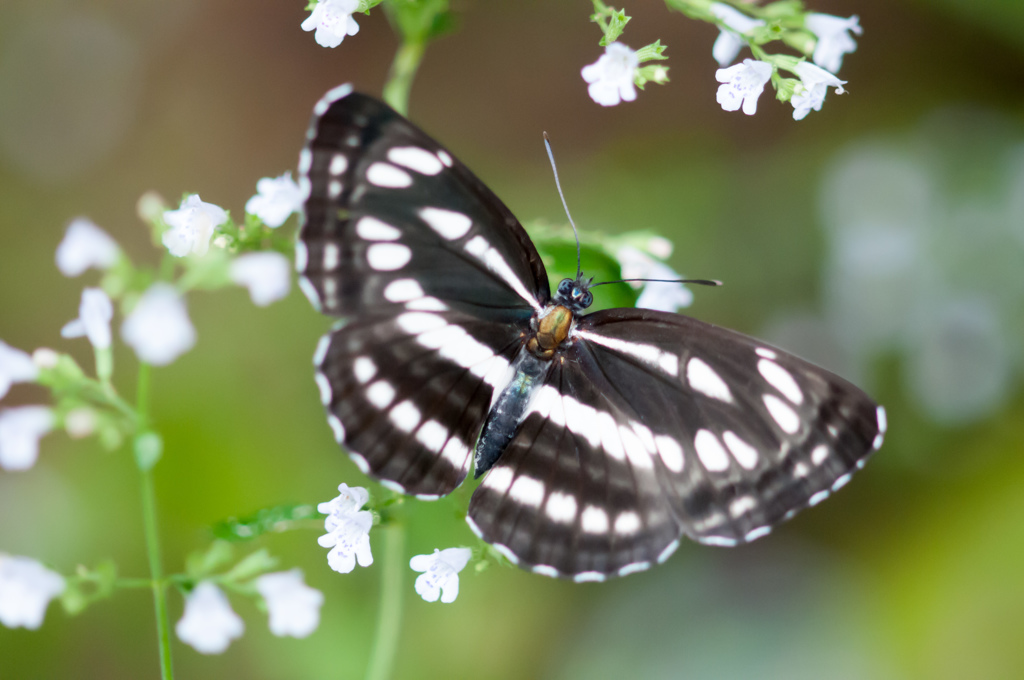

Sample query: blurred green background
[2,0,1024,678]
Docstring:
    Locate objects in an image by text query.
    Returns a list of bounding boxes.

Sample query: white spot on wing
[380,480,405,494]
[387,146,443,175]
[723,431,758,470]
[619,424,653,469]
[808,489,830,506]
[545,492,577,524]
[404,297,448,311]
[576,331,679,378]
[415,419,448,454]
[356,216,401,241]
[396,312,446,334]
[509,475,545,508]
[294,241,309,272]
[877,405,887,434]
[389,400,421,433]
[701,536,738,547]
[618,562,650,577]
[811,444,829,465]
[614,511,641,535]
[419,207,472,240]
[730,496,756,517]
[755,347,778,359]
[463,235,542,312]
[327,414,345,442]
[323,242,340,271]
[298,276,321,310]
[695,429,729,471]
[597,412,625,461]
[657,539,680,563]
[482,466,514,494]
[383,278,424,303]
[573,571,605,583]
[351,356,375,384]
[350,453,370,474]
[764,394,800,434]
[654,435,684,472]
[437,150,453,167]
[366,162,413,188]
[686,357,732,402]
[441,438,469,469]
[366,380,396,409]
[366,243,411,271]
[832,473,852,491]
[533,565,560,578]
[581,506,609,534]
[493,543,519,565]
[758,359,804,405]
[314,372,332,405]
[744,526,771,541]
[329,154,348,175]
[313,334,331,367]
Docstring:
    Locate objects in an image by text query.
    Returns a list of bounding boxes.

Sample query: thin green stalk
[382,40,426,116]
[136,363,174,679]
[364,524,406,680]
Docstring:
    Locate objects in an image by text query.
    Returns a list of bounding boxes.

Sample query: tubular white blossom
[0,554,65,630]
[162,194,227,258]
[318,510,374,574]
[317,483,370,517]
[805,13,862,74]
[255,570,324,638]
[175,582,244,655]
[0,341,38,400]
[120,284,196,366]
[581,42,640,107]
[615,246,694,312]
[229,252,291,306]
[246,172,305,228]
[61,288,113,350]
[55,218,120,277]
[0,406,54,471]
[791,61,847,121]
[709,3,764,67]
[301,0,360,49]
[715,59,773,116]
[409,547,472,604]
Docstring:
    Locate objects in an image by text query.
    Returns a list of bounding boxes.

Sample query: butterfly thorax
[528,305,573,359]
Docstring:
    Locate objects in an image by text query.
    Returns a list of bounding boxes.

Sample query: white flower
[255,570,324,638]
[301,0,360,49]
[709,3,764,67]
[581,42,639,107]
[715,59,773,116]
[229,253,291,307]
[55,218,120,277]
[409,547,472,604]
[0,341,38,400]
[318,510,373,574]
[120,284,196,366]
[0,555,65,629]
[805,13,861,74]
[246,172,304,228]
[616,246,694,313]
[64,408,97,439]
[175,582,244,654]
[0,407,54,471]
[317,483,370,518]
[162,194,227,258]
[791,61,847,121]
[61,288,113,350]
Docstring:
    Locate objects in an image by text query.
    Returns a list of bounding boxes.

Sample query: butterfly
[295,84,887,582]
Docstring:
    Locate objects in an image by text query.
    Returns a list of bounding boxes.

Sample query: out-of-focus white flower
[616,246,694,313]
[805,13,861,74]
[0,554,65,630]
[317,483,370,518]
[581,42,639,107]
[246,173,304,228]
[0,342,38,400]
[61,288,113,350]
[255,570,324,638]
[715,59,773,116]
[791,61,847,121]
[120,284,196,366]
[301,0,360,49]
[318,510,373,574]
[162,195,227,258]
[229,253,291,307]
[709,3,764,67]
[55,218,120,277]
[175,582,244,655]
[409,547,472,604]
[0,407,54,471]
[31,348,59,370]
[64,408,96,439]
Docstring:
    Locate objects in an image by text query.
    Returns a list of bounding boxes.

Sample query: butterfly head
[555,276,594,313]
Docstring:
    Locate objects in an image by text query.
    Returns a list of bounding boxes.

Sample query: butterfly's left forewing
[468,308,885,580]
[299,86,551,497]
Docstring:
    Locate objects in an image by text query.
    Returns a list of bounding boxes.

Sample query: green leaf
[224,549,278,582]
[590,0,631,46]
[211,503,322,541]
[185,540,235,578]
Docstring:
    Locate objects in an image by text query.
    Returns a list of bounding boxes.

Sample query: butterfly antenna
[591,278,723,288]
[543,132,582,280]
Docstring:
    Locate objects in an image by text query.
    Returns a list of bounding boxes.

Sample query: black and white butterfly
[296,84,887,582]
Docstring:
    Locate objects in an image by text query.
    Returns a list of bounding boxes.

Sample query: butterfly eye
[557,279,574,296]
[581,291,593,308]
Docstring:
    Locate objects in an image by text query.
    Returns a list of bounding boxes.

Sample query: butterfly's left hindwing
[468,308,885,580]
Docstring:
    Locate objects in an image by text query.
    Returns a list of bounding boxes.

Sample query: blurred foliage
[1,0,1023,679]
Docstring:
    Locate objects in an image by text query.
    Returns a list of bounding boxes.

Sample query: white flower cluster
[301,0,361,49]
[175,570,324,654]
[316,483,473,603]
[0,554,65,630]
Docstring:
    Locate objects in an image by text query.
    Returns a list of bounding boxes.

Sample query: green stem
[135,363,173,679]
[364,524,406,680]
[382,40,425,116]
